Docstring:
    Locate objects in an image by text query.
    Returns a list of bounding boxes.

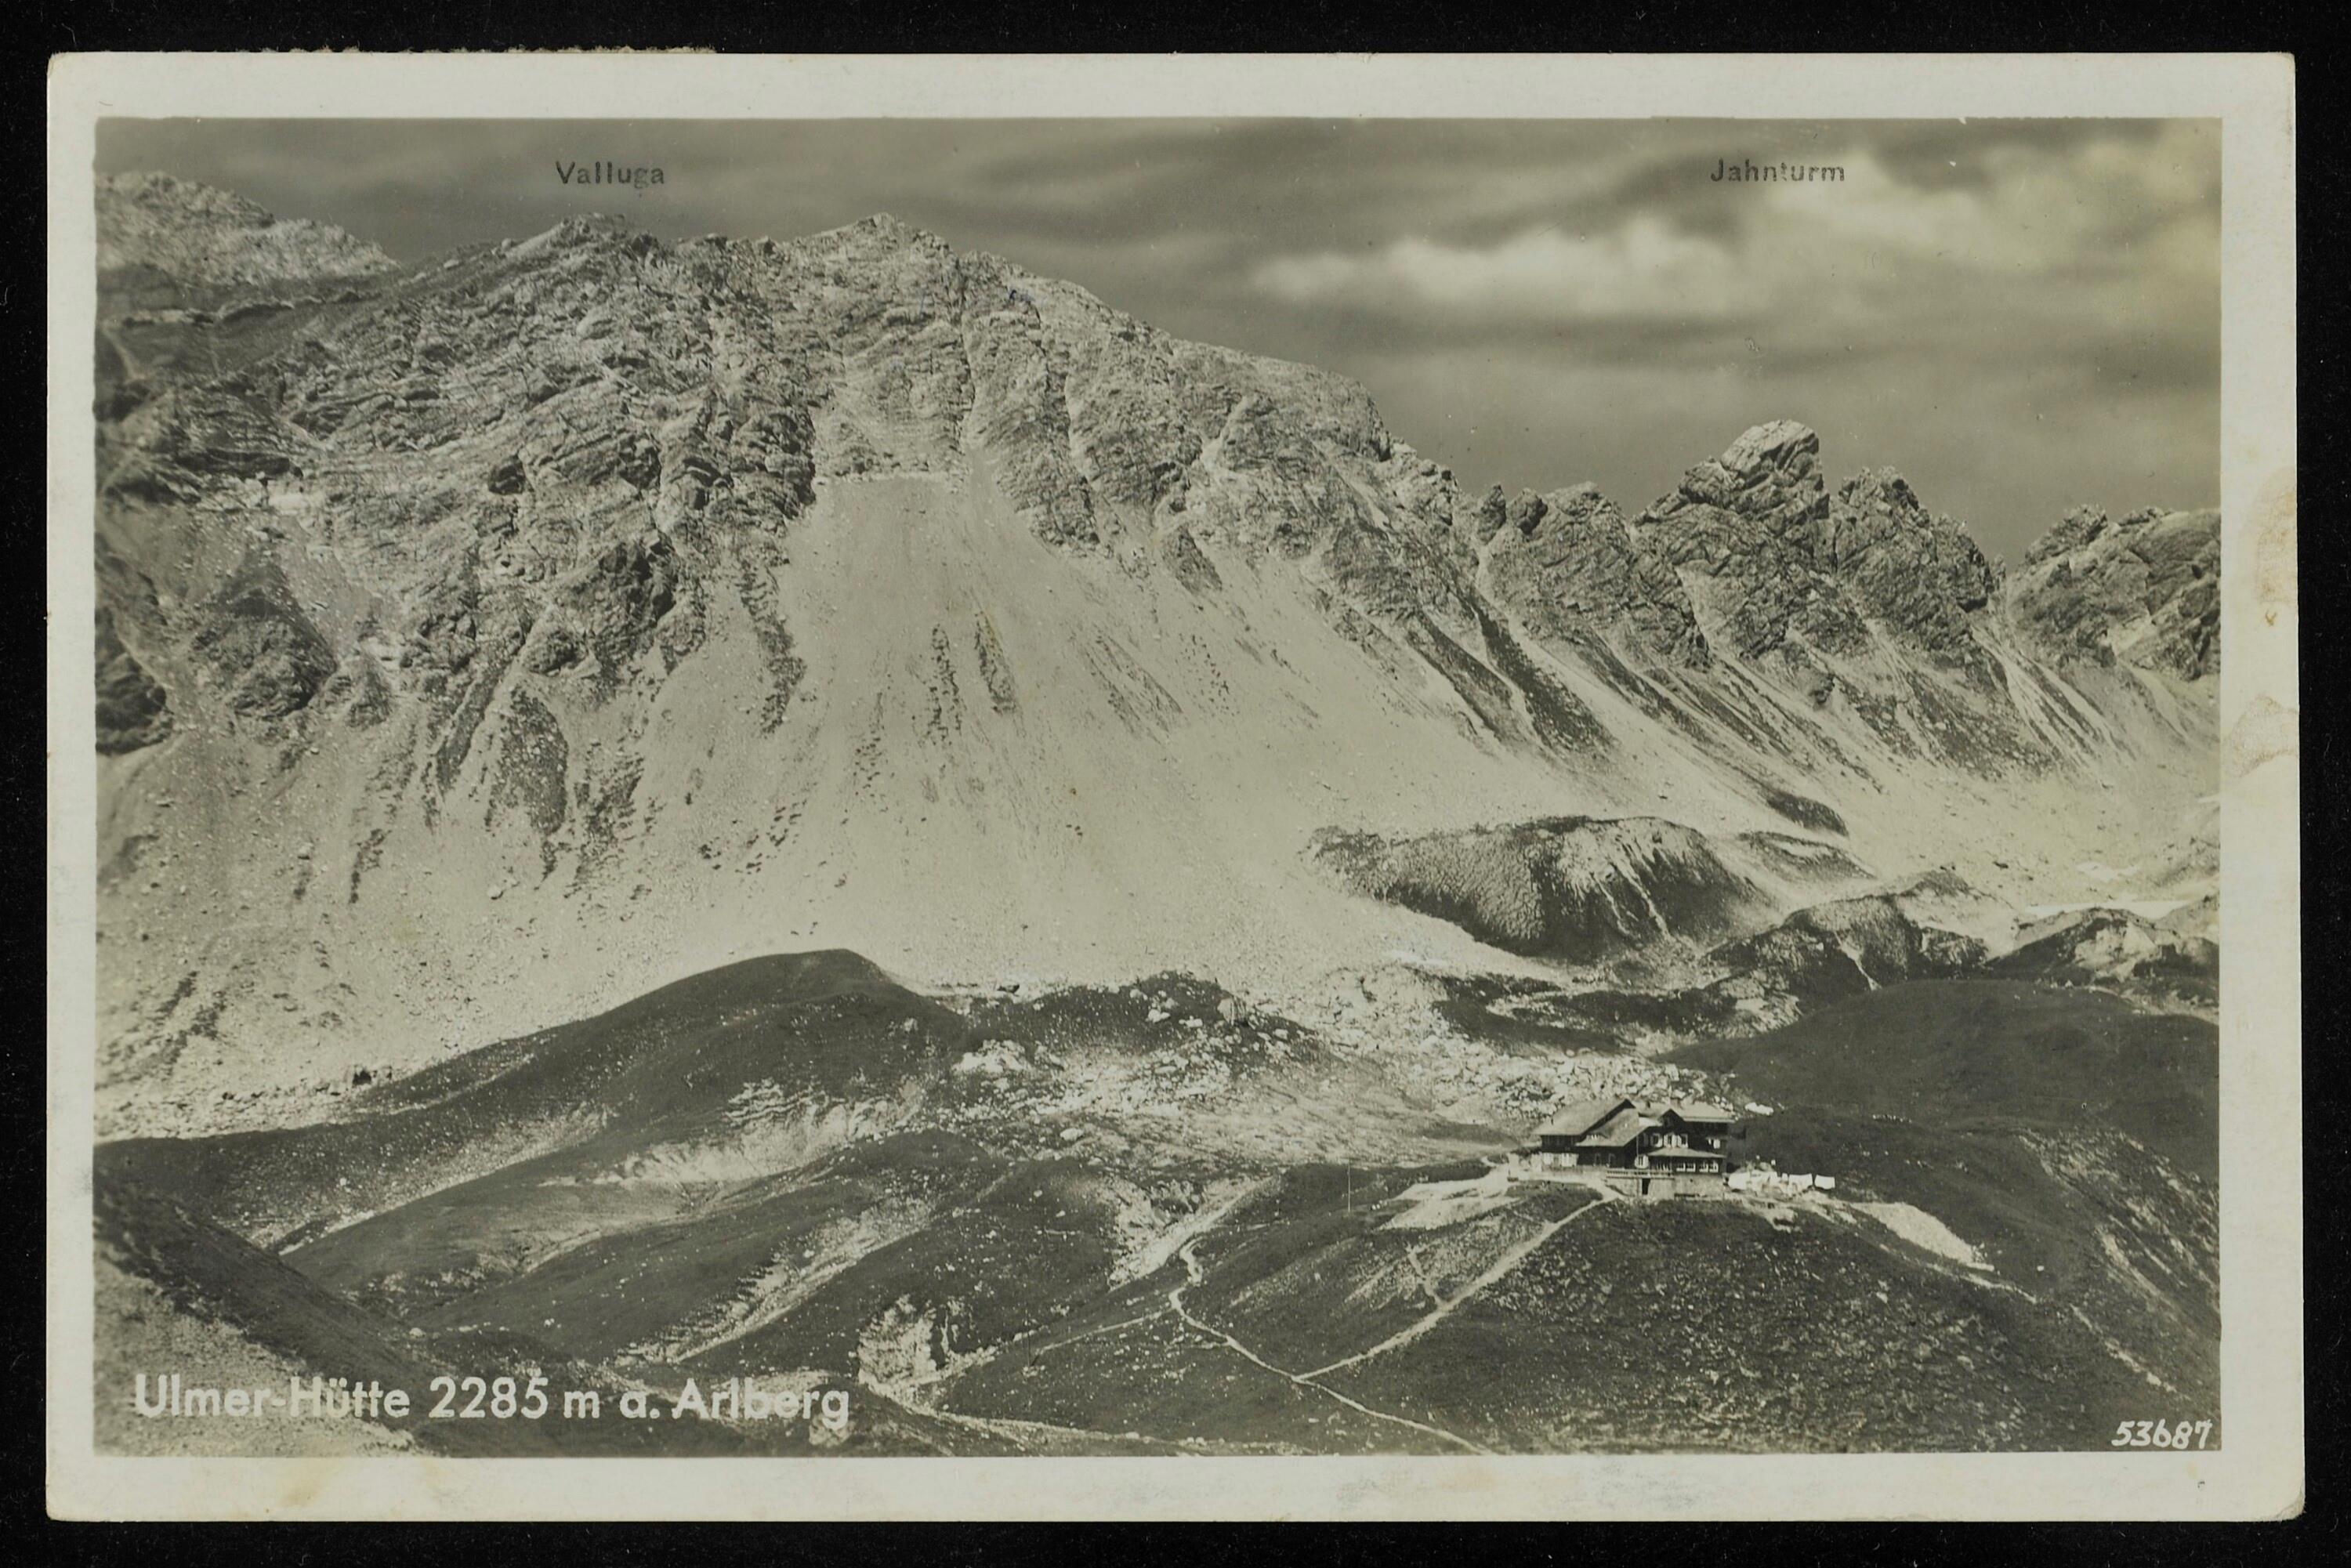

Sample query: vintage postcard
[45,53,2299,1520]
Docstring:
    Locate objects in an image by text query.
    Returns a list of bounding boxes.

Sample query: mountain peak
[1719,419,1820,474]
[514,211,641,250]
[804,211,954,255]
[96,170,397,286]
[100,171,269,223]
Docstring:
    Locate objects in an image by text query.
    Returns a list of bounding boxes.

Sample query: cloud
[1247,123,2216,338]
[1758,125,2218,285]
[1252,216,1759,324]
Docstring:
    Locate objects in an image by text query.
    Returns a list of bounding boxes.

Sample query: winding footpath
[1162,1189,1617,1456]
[1167,1239,1491,1455]
[1302,1190,1617,1379]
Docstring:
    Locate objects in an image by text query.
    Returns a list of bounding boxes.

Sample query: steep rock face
[1821,469,2000,661]
[188,550,338,722]
[89,196,1513,821]
[104,205,1471,669]
[1621,422,2112,774]
[1635,421,1998,669]
[2009,505,2220,679]
[94,535,176,755]
[1477,483,1708,668]
[1636,420,1841,663]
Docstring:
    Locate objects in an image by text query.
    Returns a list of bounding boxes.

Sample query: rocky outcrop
[1636,421,1841,662]
[2010,505,2219,679]
[1991,906,2218,1005]
[1311,816,1775,965]
[96,607,172,755]
[1478,483,1708,668]
[552,535,689,679]
[1822,469,1999,661]
[188,552,335,722]
[97,172,397,287]
[1704,895,1987,1016]
[1633,422,1998,670]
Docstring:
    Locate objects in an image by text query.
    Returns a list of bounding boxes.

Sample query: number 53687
[2112,1418,2212,1449]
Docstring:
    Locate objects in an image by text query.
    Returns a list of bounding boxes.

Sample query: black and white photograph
[45,53,2300,1521]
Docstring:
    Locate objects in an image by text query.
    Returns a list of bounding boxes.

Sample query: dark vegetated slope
[1190,1176,1601,1371]
[935,1160,1527,1454]
[1323,1197,2182,1453]
[1674,979,2215,1178]
[98,951,968,1244]
[365,949,948,1120]
[280,1139,697,1319]
[1669,979,2218,1433]
[1223,1161,1458,1227]
[96,1176,476,1438]
[96,1167,1111,1457]
[1725,1109,2215,1356]
[389,1129,1000,1360]
[92,1175,734,1455]
[684,1157,1138,1381]
[938,1143,2212,1454]
[945,1296,1451,1453]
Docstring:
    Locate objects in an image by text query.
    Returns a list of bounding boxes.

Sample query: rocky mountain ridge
[97,172,398,289]
[2011,502,2221,680]
[91,176,2219,1131]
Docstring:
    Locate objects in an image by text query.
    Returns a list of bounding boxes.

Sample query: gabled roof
[1578,1106,1657,1147]
[1536,1095,1632,1139]
[1538,1095,1737,1143]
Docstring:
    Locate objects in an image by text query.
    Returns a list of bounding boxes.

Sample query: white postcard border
[46,50,2299,1522]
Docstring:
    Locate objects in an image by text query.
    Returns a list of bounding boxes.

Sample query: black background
[20,5,2323,1559]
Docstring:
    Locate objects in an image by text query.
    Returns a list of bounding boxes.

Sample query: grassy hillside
[1673,979,2215,1178]
[99,951,965,1244]
[94,958,2222,1457]
[1324,1196,2192,1453]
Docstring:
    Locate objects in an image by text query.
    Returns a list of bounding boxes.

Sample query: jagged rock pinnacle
[1719,419,1821,475]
